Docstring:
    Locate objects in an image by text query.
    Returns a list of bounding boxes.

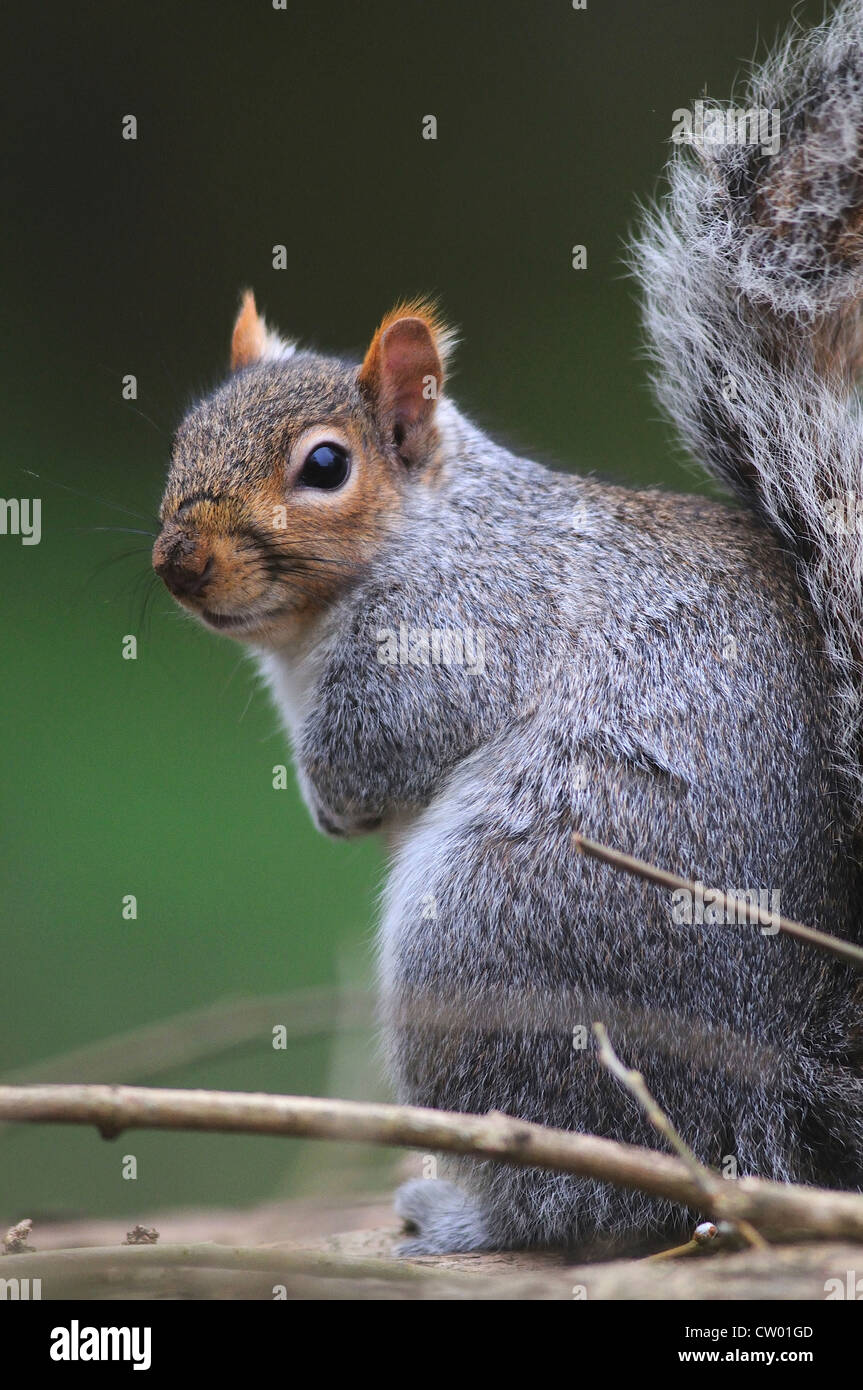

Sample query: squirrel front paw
[394,1178,492,1256]
[309,801,382,839]
[298,772,383,838]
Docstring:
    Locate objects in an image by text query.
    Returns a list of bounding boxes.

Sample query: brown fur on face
[154,295,453,646]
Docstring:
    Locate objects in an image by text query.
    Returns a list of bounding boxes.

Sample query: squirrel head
[154,290,455,645]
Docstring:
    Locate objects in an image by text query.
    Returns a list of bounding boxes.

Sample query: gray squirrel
[155,0,863,1257]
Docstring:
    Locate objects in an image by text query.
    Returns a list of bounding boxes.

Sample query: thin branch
[573,833,863,970]
[4,1235,860,1301]
[1,1083,863,1244]
[593,1023,767,1250]
[0,1241,575,1300]
[1,1241,432,1284]
[0,987,371,1090]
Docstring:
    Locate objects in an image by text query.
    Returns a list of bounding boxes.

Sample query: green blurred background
[1,0,823,1222]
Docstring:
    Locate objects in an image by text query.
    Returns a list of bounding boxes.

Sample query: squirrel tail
[633,0,863,822]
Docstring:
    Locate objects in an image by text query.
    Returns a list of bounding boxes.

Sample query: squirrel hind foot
[393,1178,492,1257]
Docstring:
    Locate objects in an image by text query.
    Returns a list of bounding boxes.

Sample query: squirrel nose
[153,532,213,599]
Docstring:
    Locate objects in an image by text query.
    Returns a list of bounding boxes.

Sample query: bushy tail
[633,0,863,822]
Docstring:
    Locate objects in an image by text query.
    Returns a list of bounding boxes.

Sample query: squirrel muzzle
[152,526,213,600]
[152,506,308,638]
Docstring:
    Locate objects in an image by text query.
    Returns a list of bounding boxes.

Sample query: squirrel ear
[358,300,455,459]
[230,290,296,371]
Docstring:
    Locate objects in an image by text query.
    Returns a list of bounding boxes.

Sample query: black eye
[298,442,351,490]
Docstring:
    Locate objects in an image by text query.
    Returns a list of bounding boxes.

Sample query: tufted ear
[230,289,296,371]
[358,300,455,463]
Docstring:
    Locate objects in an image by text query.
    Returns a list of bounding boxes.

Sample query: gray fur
[160,1,863,1257]
[291,412,863,1254]
[632,0,863,826]
[394,1179,490,1257]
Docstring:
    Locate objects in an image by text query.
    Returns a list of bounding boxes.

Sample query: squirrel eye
[298,442,351,490]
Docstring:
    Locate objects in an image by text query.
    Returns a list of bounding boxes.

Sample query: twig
[0,1242,575,1300]
[643,1239,700,1261]
[593,1023,767,1250]
[0,986,371,1089]
[0,1241,432,1284]
[573,834,863,970]
[1,1083,862,1244]
[4,1236,859,1301]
